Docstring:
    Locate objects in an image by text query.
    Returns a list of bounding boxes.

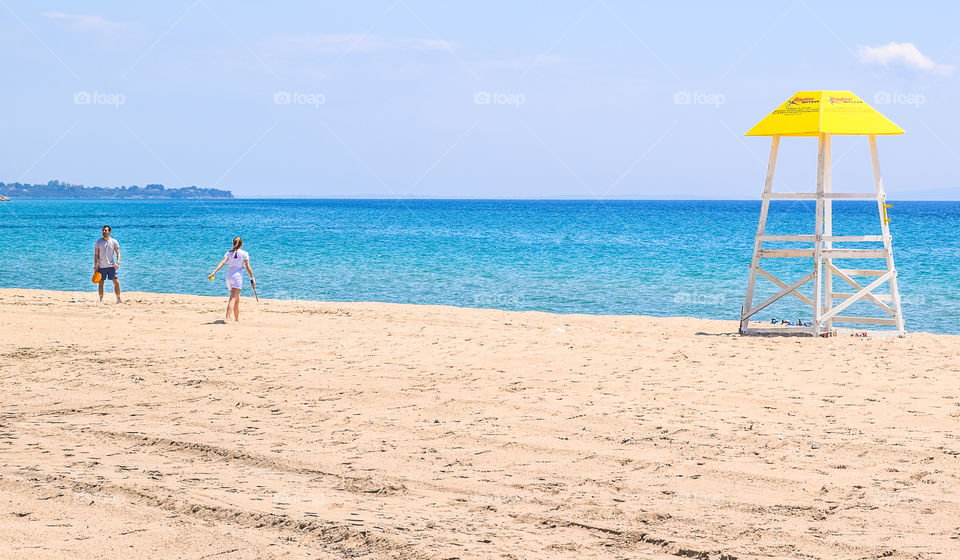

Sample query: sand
[0,288,958,559]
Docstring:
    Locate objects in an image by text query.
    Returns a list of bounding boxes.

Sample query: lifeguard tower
[739,91,905,336]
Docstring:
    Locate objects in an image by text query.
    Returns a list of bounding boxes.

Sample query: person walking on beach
[208,237,255,324]
[94,225,122,303]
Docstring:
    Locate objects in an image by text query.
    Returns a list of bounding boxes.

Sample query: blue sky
[1,1,958,198]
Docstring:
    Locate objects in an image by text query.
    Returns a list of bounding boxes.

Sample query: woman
[209,237,255,323]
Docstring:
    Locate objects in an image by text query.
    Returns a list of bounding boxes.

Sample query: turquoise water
[1,199,957,333]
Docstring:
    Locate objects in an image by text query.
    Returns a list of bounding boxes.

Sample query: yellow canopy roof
[745,90,903,136]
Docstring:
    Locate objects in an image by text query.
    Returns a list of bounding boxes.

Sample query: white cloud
[857,42,954,75]
[262,34,456,57]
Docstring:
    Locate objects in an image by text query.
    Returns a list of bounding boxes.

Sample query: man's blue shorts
[98,267,117,281]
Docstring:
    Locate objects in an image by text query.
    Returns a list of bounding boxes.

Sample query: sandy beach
[1,288,958,559]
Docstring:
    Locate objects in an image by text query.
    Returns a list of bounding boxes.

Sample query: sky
[1,0,959,198]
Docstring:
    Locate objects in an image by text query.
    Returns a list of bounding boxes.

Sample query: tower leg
[823,134,833,332]
[740,136,779,334]
[869,135,905,333]
[812,133,828,336]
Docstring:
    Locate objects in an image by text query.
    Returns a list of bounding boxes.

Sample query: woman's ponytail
[232,236,242,258]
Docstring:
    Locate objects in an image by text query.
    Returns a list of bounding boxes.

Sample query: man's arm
[114,243,121,269]
[94,245,100,271]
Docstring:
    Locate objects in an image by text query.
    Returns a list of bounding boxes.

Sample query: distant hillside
[0,180,232,199]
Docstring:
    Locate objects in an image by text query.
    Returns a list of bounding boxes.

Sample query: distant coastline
[0,180,232,199]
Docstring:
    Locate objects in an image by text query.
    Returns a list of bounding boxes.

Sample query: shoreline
[6,196,960,201]
[0,287,940,336]
[2,288,958,558]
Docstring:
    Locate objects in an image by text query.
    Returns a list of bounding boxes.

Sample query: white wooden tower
[738,91,905,336]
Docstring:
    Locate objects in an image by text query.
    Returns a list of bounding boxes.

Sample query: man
[94,225,122,303]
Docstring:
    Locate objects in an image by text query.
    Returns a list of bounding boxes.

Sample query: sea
[1,199,958,334]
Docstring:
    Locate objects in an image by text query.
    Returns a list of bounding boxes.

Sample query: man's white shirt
[95,238,119,268]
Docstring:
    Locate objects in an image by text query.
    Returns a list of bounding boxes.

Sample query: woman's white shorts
[226,273,243,290]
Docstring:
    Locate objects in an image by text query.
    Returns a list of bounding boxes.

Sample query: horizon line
[9,195,960,202]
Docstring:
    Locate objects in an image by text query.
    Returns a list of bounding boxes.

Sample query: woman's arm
[244,258,255,287]
[209,256,228,277]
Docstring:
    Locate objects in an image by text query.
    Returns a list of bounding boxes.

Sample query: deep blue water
[1,199,957,333]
